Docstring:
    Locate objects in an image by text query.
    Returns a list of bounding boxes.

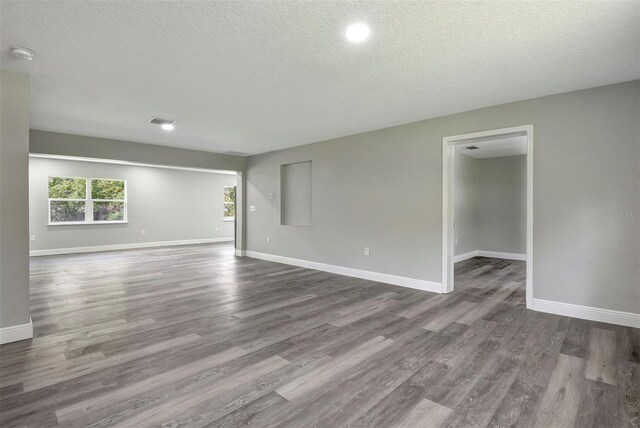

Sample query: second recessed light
[346,23,370,43]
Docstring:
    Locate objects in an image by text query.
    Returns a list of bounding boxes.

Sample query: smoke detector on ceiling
[465,145,480,150]
[10,46,35,60]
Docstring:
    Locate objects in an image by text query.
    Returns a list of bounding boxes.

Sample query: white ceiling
[457,136,527,159]
[1,1,638,156]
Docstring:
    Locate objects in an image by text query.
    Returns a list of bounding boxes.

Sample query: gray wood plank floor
[0,243,638,427]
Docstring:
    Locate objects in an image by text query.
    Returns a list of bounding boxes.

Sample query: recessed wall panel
[281,161,311,226]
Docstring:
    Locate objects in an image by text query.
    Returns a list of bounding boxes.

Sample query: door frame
[441,124,534,309]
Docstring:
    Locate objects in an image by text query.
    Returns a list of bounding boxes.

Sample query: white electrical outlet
[215,227,219,232]
[267,236,271,244]
[141,230,146,235]
[250,205,257,212]
[455,238,458,246]
[30,235,36,241]
[364,247,370,256]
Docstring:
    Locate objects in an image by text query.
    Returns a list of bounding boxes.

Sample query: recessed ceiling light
[10,46,35,61]
[149,117,176,131]
[345,23,370,43]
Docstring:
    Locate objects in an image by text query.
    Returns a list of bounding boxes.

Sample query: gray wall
[30,130,245,172]
[476,155,526,254]
[29,157,236,251]
[246,80,640,314]
[455,154,526,256]
[454,152,478,256]
[0,70,31,329]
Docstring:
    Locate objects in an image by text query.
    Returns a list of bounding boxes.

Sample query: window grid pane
[91,179,125,200]
[93,201,126,222]
[224,202,235,219]
[48,177,86,199]
[50,201,86,222]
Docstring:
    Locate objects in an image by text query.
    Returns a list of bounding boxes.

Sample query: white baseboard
[30,237,235,257]
[245,251,442,293]
[477,250,526,261]
[454,250,526,263]
[0,319,33,344]
[235,249,246,257]
[454,250,478,263]
[532,298,640,328]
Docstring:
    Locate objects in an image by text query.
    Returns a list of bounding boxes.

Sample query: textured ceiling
[457,136,527,159]
[1,1,639,155]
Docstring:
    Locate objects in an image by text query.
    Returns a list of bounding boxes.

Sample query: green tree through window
[224,186,236,220]
[91,179,126,221]
[48,177,87,222]
[48,177,86,199]
[48,176,126,223]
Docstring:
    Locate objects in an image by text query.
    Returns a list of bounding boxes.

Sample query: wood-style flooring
[0,243,638,427]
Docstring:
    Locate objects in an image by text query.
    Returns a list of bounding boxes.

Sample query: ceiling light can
[346,23,370,43]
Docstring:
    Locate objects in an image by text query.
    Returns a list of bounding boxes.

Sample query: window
[91,179,126,222]
[224,186,236,221]
[48,176,127,224]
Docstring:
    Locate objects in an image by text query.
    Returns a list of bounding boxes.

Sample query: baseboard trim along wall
[242,251,639,327]
[29,237,234,257]
[235,249,246,257]
[454,251,478,263]
[245,251,442,293]
[454,250,527,263]
[0,319,33,344]
[532,298,640,328]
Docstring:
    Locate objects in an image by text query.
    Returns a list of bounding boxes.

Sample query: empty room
[0,1,638,427]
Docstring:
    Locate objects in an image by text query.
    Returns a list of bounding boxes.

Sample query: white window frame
[48,176,128,225]
[223,185,235,222]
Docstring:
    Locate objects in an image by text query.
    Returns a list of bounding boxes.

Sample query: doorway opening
[442,125,533,309]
